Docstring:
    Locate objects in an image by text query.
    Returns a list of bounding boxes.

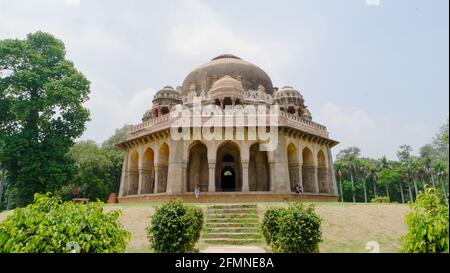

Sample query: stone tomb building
[117,54,339,202]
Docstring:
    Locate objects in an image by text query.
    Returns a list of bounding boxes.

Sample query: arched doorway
[216,142,241,192]
[302,147,315,193]
[141,148,155,194]
[157,143,169,193]
[187,142,209,192]
[249,143,270,191]
[318,150,329,193]
[287,144,299,192]
[128,150,139,195]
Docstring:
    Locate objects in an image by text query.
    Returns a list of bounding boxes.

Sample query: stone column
[166,138,184,194]
[183,161,188,192]
[138,168,144,195]
[327,148,338,195]
[242,160,249,192]
[153,165,160,193]
[312,166,319,193]
[208,162,216,192]
[297,163,303,188]
[118,150,129,197]
[269,161,277,192]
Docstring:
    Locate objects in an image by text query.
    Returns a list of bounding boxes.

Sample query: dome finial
[211,54,241,61]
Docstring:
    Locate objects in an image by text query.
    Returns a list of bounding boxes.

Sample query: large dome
[181,54,273,96]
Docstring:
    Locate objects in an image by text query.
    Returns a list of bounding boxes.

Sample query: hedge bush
[147,200,204,253]
[402,187,449,253]
[371,196,390,203]
[0,193,131,253]
[262,203,322,253]
[261,208,283,248]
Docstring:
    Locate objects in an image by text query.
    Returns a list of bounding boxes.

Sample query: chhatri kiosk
[117,54,339,203]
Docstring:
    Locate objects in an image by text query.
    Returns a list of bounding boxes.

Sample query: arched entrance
[302,147,315,193]
[216,142,241,192]
[187,142,209,192]
[128,150,139,195]
[317,150,329,193]
[141,148,155,194]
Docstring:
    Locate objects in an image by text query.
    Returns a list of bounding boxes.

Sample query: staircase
[203,204,263,245]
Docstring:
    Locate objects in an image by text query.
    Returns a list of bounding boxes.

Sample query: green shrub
[262,203,322,253]
[371,196,390,203]
[0,193,131,253]
[147,200,204,253]
[261,208,282,248]
[402,187,449,253]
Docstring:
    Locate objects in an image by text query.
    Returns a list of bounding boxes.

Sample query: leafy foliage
[0,32,90,206]
[261,208,282,248]
[262,203,322,253]
[63,125,127,202]
[0,193,131,253]
[401,187,449,253]
[147,200,203,253]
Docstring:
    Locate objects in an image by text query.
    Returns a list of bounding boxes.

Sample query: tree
[336,147,361,202]
[402,187,449,253]
[334,161,345,202]
[64,125,128,202]
[0,32,90,206]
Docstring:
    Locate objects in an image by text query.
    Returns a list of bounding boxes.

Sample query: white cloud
[66,0,80,6]
[165,0,294,78]
[317,102,433,159]
[82,86,157,143]
[366,0,381,6]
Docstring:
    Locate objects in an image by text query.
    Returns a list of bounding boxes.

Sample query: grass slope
[0,202,409,253]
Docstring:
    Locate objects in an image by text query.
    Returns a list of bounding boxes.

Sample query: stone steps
[207,227,260,232]
[203,232,262,239]
[208,204,257,209]
[207,213,259,218]
[206,222,259,228]
[207,208,257,214]
[204,238,262,245]
[202,204,263,245]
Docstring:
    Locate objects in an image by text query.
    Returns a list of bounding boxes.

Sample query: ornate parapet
[120,108,336,147]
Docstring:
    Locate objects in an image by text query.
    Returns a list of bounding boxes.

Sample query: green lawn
[0,201,409,253]
[104,202,410,253]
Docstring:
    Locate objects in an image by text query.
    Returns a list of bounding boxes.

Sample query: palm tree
[434,161,448,198]
[398,165,408,204]
[401,159,418,201]
[379,156,391,199]
[335,162,345,202]
[357,162,368,203]
[341,157,357,203]
[422,156,437,188]
[366,160,379,198]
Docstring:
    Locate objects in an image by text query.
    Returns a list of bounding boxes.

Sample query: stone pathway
[201,246,266,253]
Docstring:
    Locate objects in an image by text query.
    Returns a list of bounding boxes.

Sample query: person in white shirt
[194,185,200,199]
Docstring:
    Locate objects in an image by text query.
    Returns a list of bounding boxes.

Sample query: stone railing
[127,113,173,135]
[279,111,329,138]
[279,111,327,130]
[126,110,330,140]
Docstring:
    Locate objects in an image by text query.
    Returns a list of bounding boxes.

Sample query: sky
[0,0,448,159]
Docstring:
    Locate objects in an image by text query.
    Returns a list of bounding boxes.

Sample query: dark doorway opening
[221,166,236,192]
